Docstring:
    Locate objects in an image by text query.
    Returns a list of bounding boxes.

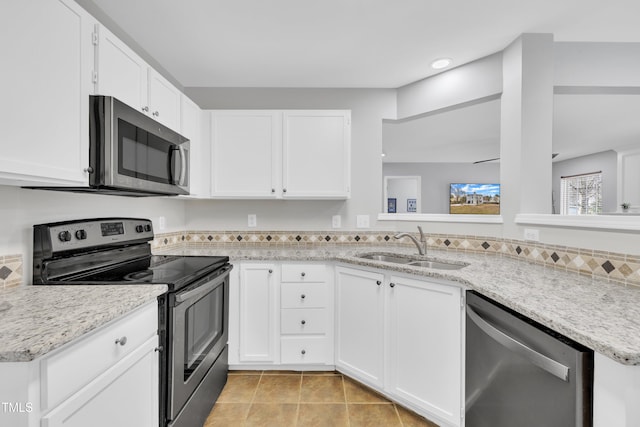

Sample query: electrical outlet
[332,215,342,228]
[248,214,257,227]
[356,215,370,228]
[524,228,539,241]
[158,216,166,231]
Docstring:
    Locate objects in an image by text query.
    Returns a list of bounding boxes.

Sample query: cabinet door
[335,266,385,388]
[95,25,148,113]
[0,0,93,185]
[180,95,209,197]
[282,110,351,199]
[147,68,181,132]
[210,111,281,198]
[239,264,279,362]
[387,275,463,426]
[41,335,159,427]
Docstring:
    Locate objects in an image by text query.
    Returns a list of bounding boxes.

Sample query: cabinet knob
[153,111,160,117]
[301,349,306,355]
[154,346,163,353]
[389,283,396,288]
[301,294,306,299]
[301,320,306,325]
[141,106,149,112]
[301,272,306,277]
[271,188,275,193]
[283,188,287,193]
[268,269,273,274]
[376,280,382,286]
[83,167,94,174]
[115,336,128,346]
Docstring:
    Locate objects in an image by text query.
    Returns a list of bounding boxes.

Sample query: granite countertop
[0,285,166,362]
[176,245,640,366]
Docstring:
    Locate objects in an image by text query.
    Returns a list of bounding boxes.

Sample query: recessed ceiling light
[431,58,452,70]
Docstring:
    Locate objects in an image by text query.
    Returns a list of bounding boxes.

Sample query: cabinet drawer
[281,283,327,308]
[281,264,326,282]
[281,309,327,335]
[281,336,328,364]
[41,301,158,411]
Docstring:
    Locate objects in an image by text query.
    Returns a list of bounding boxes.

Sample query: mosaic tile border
[0,254,23,289]
[152,230,640,288]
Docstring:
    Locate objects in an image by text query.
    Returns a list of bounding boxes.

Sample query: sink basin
[358,254,412,264]
[407,260,466,270]
[356,253,467,270]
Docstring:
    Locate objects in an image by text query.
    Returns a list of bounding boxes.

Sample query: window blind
[560,171,602,215]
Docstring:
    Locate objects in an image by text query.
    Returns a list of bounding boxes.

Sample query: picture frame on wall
[387,198,397,213]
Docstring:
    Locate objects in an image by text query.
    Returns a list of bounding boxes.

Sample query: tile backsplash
[0,254,23,289]
[152,230,640,288]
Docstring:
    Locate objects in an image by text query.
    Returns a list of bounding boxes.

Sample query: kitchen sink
[407,260,466,270]
[356,253,468,270]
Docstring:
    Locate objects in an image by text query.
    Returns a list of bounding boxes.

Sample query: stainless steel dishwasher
[465,290,593,427]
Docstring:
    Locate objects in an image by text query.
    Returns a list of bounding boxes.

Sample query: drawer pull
[376,280,382,286]
[268,269,273,274]
[301,349,306,355]
[301,320,306,325]
[301,294,306,299]
[389,282,396,288]
[301,272,306,277]
[115,336,128,346]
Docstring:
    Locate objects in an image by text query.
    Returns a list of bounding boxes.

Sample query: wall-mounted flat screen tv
[450,183,500,214]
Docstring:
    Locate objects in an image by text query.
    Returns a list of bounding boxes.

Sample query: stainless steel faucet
[394,226,427,256]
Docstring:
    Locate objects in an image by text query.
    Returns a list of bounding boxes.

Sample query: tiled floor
[204,370,439,427]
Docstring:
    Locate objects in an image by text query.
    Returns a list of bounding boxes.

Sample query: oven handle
[466,304,570,382]
[174,266,231,304]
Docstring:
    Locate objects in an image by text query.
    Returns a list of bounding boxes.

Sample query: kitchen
[1,0,640,426]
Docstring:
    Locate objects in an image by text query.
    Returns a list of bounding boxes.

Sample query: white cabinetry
[387,275,463,426]
[280,263,333,366]
[335,266,385,388]
[210,110,351,199]
[180,95,210,197]
[237,263,279,363]
[335,266,464,427]
[0,0,94,186]
[95,26,181,132]
[0,302,159,427]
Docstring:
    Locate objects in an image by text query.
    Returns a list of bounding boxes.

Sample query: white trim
[378,213,503,223]
[515,213,640,231]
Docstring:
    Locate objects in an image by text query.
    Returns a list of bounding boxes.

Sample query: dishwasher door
[465,291,593,427]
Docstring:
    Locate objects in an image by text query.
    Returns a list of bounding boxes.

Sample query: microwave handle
[178,145,187,185]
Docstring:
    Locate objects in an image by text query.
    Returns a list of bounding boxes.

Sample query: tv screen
[450,183,500,214]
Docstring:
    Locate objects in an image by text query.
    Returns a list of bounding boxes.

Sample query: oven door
[168,266,230,421]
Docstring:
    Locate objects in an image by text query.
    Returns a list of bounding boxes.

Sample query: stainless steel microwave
[87,95,190,196]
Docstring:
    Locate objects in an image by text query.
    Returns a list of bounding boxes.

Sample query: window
[560,171,602,215]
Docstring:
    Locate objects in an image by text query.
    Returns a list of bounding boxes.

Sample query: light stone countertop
[175,245,640,366]
[0,285,166,362]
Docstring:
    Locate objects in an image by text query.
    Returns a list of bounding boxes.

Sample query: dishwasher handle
[466,304,570,382]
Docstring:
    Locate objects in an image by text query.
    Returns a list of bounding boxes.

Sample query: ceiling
[86,0,640,88]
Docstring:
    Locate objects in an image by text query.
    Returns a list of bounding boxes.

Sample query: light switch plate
[158,216,166,231]
[332,215,342,228]
[356,215,370,228]
[248,214,257,227]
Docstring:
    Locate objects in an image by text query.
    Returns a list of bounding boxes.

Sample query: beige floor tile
[343,377,390,403]
[297,403,349,427]
[245,403,298,427]
[396,405,440,427]
[203,403,250,426]
[300,375,346,403]
[348,403,401,427]
[253,375,302,403]
[217,375,261,403]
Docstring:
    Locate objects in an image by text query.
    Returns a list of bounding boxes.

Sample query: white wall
[0,185,186,283]
[383,163,500,214]
[183,88,397,230]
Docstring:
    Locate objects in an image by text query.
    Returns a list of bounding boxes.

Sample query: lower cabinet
[335,266,464,427]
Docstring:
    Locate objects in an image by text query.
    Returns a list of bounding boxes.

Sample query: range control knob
[58,231,72,242]
[135,225,144,233]
[75,229,87,240]
[144,224,152,232]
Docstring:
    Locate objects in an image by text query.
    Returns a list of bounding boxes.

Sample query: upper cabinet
[0,0,95,186]
[95,25,181,132]
[181,95,210,198]
[210,110,351,199]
